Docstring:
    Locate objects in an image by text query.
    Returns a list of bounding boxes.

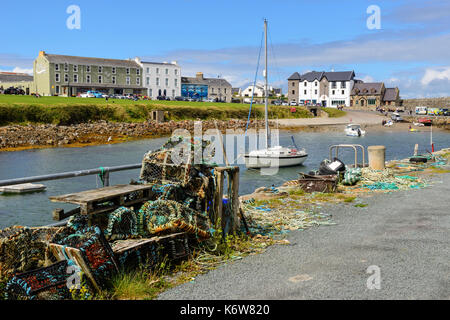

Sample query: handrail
[0,163,142,187]
[329,144,366,168]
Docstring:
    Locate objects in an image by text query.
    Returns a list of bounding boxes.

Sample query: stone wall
[402,97,450,111]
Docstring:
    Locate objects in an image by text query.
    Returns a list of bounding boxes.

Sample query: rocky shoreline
[0,119,270,151]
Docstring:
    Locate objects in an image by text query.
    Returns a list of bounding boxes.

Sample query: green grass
[0,95,313,125]
[322,107,346,118]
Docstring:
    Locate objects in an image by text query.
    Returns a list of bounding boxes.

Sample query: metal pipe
[0,163,142,187]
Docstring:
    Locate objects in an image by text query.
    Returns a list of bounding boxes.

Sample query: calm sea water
[1,127,449,228]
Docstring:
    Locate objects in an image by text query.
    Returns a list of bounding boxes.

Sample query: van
[415,106,428,115]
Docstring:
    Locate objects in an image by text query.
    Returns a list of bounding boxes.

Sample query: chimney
[196,72,204,80]
[39,51,46,57]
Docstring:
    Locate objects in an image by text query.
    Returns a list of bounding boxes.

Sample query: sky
[1,0,450,98]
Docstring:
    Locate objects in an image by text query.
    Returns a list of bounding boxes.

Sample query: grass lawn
[0,95,315,125]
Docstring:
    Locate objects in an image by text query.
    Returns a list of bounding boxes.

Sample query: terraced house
[33,51,145,96]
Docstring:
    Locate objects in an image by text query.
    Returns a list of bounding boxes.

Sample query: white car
[289,101,298,106]
[79,92,94,98]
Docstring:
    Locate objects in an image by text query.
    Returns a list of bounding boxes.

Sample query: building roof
[43,53,141,68]
[0,72,33,82]
[181,76,231,87]
[289,70,355,82]
[140,61,178,66]
[323,71,355,82]
[351,82,384,95]
[383,88,399,101]
[288,72,301,80]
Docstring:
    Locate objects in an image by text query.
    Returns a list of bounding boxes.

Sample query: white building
[134,57,181,99]
[288,70,355,107]
[241,83,282,98]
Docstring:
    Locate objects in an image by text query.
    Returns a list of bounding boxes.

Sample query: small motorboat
[345,124,366,137]
[384,120,394,127]
[244,146,308,168]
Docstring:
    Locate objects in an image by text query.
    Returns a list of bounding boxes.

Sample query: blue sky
[2,0,450,98]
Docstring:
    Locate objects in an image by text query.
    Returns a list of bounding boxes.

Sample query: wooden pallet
[49,184,156,216]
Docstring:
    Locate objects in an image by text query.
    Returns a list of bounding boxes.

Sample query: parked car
[79,92,94,98]
[272,100,282,106]
[4,87,25,95]
[205,98,216,103]
[391,112,403,122]
[174,96,184,101]
[440,108,449,116]
[231,98,241,103]
[289,101,298,106]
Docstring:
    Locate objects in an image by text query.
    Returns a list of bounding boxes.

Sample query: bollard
[368,145,386,170]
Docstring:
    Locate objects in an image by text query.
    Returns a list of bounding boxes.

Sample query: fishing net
[137,200,211,239]
[343,168,362,186]
[104,207,138,241]
[5,260,71,300]
[53,226,118,289]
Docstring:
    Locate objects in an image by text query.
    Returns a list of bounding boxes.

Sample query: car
[391,112,403,122]
[281,101,289,106]
[289,101,298,106]
[272,100,282,106]
[415,106,428,115]
[79,92,94,98]
[205,98,216,103]
[4,87,25,95]
[440,108,449,116]
[157,96,168,100]
[174,96,184,101]
[231,98,241,103]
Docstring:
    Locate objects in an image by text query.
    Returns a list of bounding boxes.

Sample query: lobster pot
[104,207,138,241]
[112,239,160,271]
[50,227,119,291]
[5,260,71,300]
[161,234,190,261]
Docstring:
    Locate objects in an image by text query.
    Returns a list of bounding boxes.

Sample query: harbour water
[1,128,449,229]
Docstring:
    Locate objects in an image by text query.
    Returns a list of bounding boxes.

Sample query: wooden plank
[0,183,46,193]
[52,207,81,221]
[49,184,154,205]
[112,233,187,254]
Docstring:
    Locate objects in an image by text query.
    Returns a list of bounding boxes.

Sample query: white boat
[345,124,366,137]
[244,146,308,168]
[244,19,308,169]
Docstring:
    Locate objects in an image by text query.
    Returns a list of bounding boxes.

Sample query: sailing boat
[244,19,308,169]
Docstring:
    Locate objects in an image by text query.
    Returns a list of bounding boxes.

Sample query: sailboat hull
[244,154,307,168]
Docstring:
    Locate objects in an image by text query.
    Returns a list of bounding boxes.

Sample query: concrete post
[368,146,386,170]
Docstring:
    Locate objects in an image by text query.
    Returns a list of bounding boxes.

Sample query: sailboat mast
[264,19,269,149]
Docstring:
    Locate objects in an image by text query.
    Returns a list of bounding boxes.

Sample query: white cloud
[421,66,450,85]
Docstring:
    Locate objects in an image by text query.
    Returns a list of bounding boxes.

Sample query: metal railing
[0,163,142,188]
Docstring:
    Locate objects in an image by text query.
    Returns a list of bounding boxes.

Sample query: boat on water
[345,124,366,137]
[244,19,307,169]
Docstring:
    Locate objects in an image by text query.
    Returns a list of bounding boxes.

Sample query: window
[174,69,178,75]
[126,68,130,75]
[156,68,159,74]
[332,90,335,95]
[331,82,337,89]
[315,89,318,94]
[98,75,102,83]
[137,69,140,75]
[292,90,295,94]
[86,75,91,83]
[98,66,103,73]
[156,78,160,86]
[211,88,214,93]
[304,81,307,87]
[73,65,78,72]
[55,73,60,82]
[304,90,307,94]
[224,88,227,94]
[174,79,178,87]
[146,67,150,74]
[73,74,78,83]
[341,81,346,88]
[112,67,116,74]
[55,86,60,94]
[146,77,150,85]
[126,77,130,85]
[112,76,116,84]
[165,69,169,75]
[165,78,169,86]
[368,99,376,105]
[149,89,152,97]
[136,77,140,85]
[86,66,91,73]
[292,82,295,87]
[315,81,318,87]
[64,74,69,82]
[342,90,345,95]
[172,89,175,97]
[55,64,60,71]
[64,64,68,72]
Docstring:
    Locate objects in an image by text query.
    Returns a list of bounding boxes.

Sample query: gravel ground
[158,173,450,300]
